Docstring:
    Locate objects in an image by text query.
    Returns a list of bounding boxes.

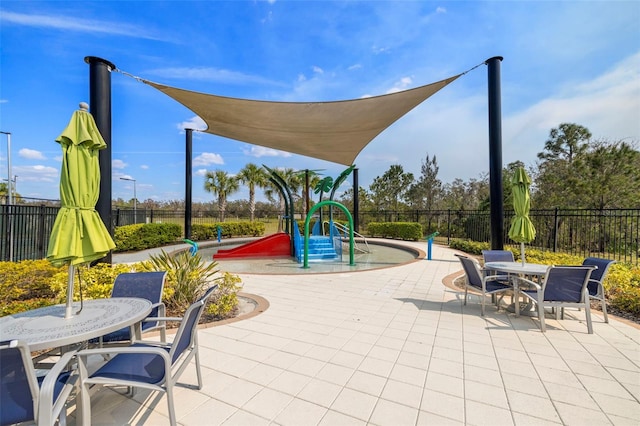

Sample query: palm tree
[204,170,239,221]
[237,163,268,221]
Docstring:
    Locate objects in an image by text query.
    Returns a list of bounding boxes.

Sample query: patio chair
[96,271,168,346]
[456,254,513,315]
[582,257,616,323]
[77,285,218,426]
[482,250,515,279]
[0,340,77,426]
[513,265,597,333]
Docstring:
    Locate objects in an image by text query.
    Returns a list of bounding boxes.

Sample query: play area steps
[303,236,339,261]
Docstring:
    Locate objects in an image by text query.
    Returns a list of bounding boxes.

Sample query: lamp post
[1,131,12,261]
[119,177,137,223]
[0,132,11,206]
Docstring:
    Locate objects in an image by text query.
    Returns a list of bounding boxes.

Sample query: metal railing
[1,205,638,265]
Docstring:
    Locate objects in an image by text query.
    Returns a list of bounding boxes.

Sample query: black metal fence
[2,205,638,265]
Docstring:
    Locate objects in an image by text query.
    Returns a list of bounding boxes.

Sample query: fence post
[150,208,154,223]
[447,209,452,245]
[37,205,46,259]
[553,207,559,252]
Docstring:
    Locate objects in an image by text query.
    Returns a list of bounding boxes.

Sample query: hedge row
[114,223,183,252]
[190,222,265,240]
[366,222,422,241]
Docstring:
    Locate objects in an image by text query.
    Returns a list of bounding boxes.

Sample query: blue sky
[1,1,639,205]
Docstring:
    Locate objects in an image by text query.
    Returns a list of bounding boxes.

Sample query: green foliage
[49,263,141,302]
[367,222,422,240]
[191,222,265,240]
[448,239,490,255]
[139,250,226,313]
[0,260,62,316]
[604,264,640,315]
[114,223,182,252]
[206,272,243,319]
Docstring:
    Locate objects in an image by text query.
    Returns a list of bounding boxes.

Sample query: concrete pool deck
[74,240,639,425]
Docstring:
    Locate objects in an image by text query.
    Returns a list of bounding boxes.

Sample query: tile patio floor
[70,240,640,425]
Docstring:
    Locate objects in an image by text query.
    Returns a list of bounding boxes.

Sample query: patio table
[0,298,151,352]
[485,262,550,315]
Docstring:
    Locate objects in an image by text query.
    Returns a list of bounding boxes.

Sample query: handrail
[325,221,370,253]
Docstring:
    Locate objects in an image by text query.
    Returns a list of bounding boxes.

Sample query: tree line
[11,123,638,217]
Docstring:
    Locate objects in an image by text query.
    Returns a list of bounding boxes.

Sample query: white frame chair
[513,265,597,333]
[77,285,218,426]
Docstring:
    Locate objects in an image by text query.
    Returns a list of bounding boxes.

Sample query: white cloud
[348,64,362,71]
[386,77,414,94]
[242,146,292,158]
[13,164,59,183]
[18,148,45,160]
[149,67,283,86]
[195,168,208,177]
[140,164,149,170]
[193,152,224,166]
[435,7,446,14]
[112,159,127,169]
[177,116,207,132]
[1,10,169,41]
[312,66,324,74]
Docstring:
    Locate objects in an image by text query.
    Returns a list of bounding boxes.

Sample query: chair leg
[537,293,546,332]
[601,299,609,323]
[166,384,176,426]
[584,301,593,334]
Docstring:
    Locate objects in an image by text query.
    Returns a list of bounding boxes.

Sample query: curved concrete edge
[197,292,269,330]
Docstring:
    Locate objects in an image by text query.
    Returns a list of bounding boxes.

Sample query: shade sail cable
[113,62,485,165]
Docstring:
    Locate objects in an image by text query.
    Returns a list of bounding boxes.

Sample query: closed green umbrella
[47,103,115,318]
[508,167,536,265]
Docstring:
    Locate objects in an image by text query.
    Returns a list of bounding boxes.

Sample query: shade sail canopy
[144,74,461,165]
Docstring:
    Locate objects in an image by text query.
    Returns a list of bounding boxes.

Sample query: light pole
[0,131,11,206]
[119,177,137,223]
[1,131,12,261]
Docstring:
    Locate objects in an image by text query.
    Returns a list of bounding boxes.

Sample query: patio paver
[69,240,640,425]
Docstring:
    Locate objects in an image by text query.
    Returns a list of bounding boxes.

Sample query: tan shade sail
[144,74,460,165]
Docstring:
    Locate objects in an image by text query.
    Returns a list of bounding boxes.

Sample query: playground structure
[213,166,364,268]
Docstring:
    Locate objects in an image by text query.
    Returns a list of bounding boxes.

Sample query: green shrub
[367,222,422,240]
[0,259,61,302]
[139,250,227,313]
[191,222,265,240]
[207,272,243,320]
[604,264,640,315]
[114,223,182,252]
[49,263,142,302]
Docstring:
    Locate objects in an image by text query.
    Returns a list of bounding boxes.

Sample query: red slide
[213,233,291,259]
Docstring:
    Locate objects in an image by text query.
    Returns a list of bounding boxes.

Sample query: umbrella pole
[65,265,75,319]
[521,242,525,266]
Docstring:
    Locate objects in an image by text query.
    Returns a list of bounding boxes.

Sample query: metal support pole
[0,131,13,261]
[353,168,359,233]
[185,129,193,239]
[486,56,504,250]
[85,56,116,263]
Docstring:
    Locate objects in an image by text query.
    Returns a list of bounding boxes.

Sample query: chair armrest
[77,344,171,361]
[512,276,541,291]
[483,274,511,282]
[143,316,183,323]
[38,349,78,426]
